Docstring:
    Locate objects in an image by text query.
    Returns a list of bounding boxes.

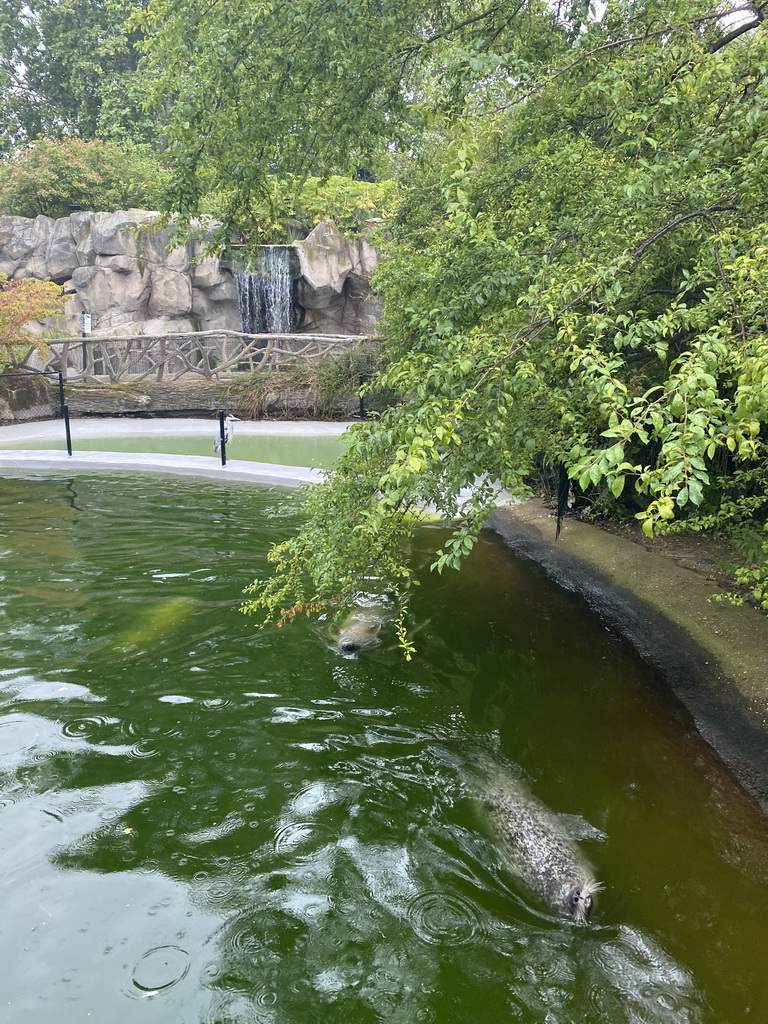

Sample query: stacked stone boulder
[296,220,381,334]
[0,211,381,338]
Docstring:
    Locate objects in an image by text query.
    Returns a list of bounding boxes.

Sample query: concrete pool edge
[488,500,768,813]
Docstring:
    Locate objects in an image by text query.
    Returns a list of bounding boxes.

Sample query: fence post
[218,410,227,466]
[57,370,72,454]
[63,404,72,456]
[359,373,371,419]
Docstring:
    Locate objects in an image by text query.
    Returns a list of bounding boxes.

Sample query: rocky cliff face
[0,211,381,338]
[295,220,381,335]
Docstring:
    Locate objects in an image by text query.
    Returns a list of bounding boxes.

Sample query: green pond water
[0,433,346,468]
[1,473,767,1024]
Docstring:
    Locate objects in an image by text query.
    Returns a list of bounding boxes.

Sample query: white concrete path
[0,416,353,442]
[0,449,325,485]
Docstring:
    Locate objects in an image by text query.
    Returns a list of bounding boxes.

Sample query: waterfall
[234,246,293,334]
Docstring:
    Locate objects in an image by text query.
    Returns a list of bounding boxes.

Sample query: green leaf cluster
[135,0,565,226]
[200,175,400,244]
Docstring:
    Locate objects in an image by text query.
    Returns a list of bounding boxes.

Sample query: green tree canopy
[0,0,156,152]
[135,0,581,240]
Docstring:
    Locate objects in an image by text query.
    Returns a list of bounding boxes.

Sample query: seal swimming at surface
[478,765,603,922]
[329,608,383,653]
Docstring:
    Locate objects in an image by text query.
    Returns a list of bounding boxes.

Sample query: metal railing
[39,331,375,383]
[0,369,72,454]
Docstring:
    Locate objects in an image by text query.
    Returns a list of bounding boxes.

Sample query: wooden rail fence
[39,331,375,383]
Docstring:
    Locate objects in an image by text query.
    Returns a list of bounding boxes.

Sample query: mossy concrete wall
[0,373,58,422]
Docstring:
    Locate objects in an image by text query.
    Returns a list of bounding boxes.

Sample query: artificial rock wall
[0,211,381,338]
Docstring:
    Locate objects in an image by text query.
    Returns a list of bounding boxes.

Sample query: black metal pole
[359,373,370,419]
[63,404,72,456]
[218,410,227,466]
[57,370,72,455]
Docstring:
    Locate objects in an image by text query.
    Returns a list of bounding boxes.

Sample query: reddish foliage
[0,274,63,366]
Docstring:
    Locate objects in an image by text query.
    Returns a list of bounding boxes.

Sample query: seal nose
[572,889,593,921]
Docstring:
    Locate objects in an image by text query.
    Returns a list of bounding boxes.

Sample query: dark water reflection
[1,474,767,1023]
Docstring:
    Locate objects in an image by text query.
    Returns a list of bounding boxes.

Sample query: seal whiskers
[569,875,604,923]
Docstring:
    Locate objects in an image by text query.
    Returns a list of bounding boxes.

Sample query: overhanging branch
[486,5,766,115]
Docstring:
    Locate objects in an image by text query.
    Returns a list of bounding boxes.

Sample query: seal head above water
[329,608,383,654]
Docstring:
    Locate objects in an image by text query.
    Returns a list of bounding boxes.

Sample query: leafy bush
[288,176,399,236]
[0,139,170,219]
[314,340,392,413]
[227,341,390,417]
[227,367,313,419]
[200,175,399,244]
[0,274,63,369]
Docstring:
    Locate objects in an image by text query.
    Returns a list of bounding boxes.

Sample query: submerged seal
[329,608,383,653]
[480,769,603,922]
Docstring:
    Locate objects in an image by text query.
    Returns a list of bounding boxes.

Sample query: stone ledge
[0,378,359,421]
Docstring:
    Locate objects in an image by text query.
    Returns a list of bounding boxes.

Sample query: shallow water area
[0,417,350,469]
[1,472,767,1023]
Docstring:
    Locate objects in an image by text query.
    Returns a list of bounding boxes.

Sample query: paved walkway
[0,417,353,442]
[0,449,325,486]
